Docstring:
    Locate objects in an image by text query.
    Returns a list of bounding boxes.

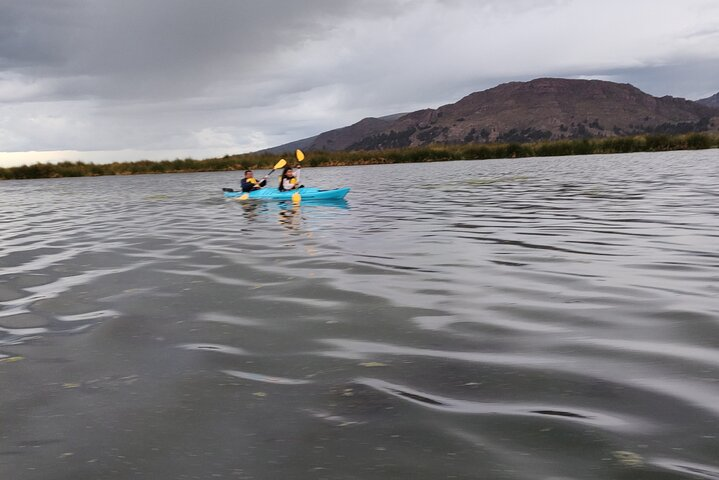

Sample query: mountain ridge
[268,78,719,153]
[698,91,719,108]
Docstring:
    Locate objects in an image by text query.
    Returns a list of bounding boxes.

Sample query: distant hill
[698,91,719,109]
[261,112,407,154]
[269,78,719,153]
[261,135,319,155]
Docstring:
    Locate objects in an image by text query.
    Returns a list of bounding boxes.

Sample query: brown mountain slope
[698,91,719,108]
[309,116,394,151]
[306,78,719,151]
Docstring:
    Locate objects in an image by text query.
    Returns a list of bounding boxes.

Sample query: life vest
[241,177,262,192]
[279,176,297,191]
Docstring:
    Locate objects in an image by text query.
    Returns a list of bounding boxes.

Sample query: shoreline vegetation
[2,132,718,181]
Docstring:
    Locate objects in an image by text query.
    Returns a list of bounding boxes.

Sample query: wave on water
[1,151,719,479]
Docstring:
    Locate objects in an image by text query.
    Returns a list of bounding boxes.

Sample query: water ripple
[356,377,638,430]
[2,152,719,479]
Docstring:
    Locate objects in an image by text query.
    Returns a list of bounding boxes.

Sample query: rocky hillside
[698,91,719,108]
[301,78,719,151]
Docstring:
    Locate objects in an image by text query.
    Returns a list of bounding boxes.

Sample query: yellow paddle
[263,158,287,190]
[268,158,287,177]
[291,150,304,203]
[235,158,287,201]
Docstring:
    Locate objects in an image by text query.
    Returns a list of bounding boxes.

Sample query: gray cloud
[585,59,719,100]
[2,0,387,100]
[1,0,719,166]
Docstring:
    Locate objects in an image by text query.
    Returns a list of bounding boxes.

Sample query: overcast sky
[1,0,719,167]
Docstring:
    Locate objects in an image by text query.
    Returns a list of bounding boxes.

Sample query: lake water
[1,150,719,479]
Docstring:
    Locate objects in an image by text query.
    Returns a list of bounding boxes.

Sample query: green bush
[2,133,718,180]
[686,133,712,150]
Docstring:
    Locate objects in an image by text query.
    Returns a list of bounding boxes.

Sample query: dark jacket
[241,177,266,193]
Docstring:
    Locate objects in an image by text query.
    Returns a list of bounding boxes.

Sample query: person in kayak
[278,165,304,191]
[240,170,267,192]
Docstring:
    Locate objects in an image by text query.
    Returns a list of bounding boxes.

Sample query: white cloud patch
[192,128,237,149]
[0,73,51,102]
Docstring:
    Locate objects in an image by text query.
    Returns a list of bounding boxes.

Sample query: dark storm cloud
[0,1,78,69]
[1,0,389,101]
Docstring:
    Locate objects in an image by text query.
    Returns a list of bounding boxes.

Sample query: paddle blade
[295,149,304,162]
[239,193,249,200]
[292,191,301,204]
[273,159,287,170]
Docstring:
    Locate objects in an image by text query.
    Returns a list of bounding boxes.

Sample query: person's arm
[258,178,267,187]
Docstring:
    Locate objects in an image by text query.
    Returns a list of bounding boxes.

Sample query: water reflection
[277,202,302,230]
[238,200,261,222]
[232,196,350,232]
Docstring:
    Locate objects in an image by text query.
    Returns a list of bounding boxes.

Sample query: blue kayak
[223,186,350,201]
